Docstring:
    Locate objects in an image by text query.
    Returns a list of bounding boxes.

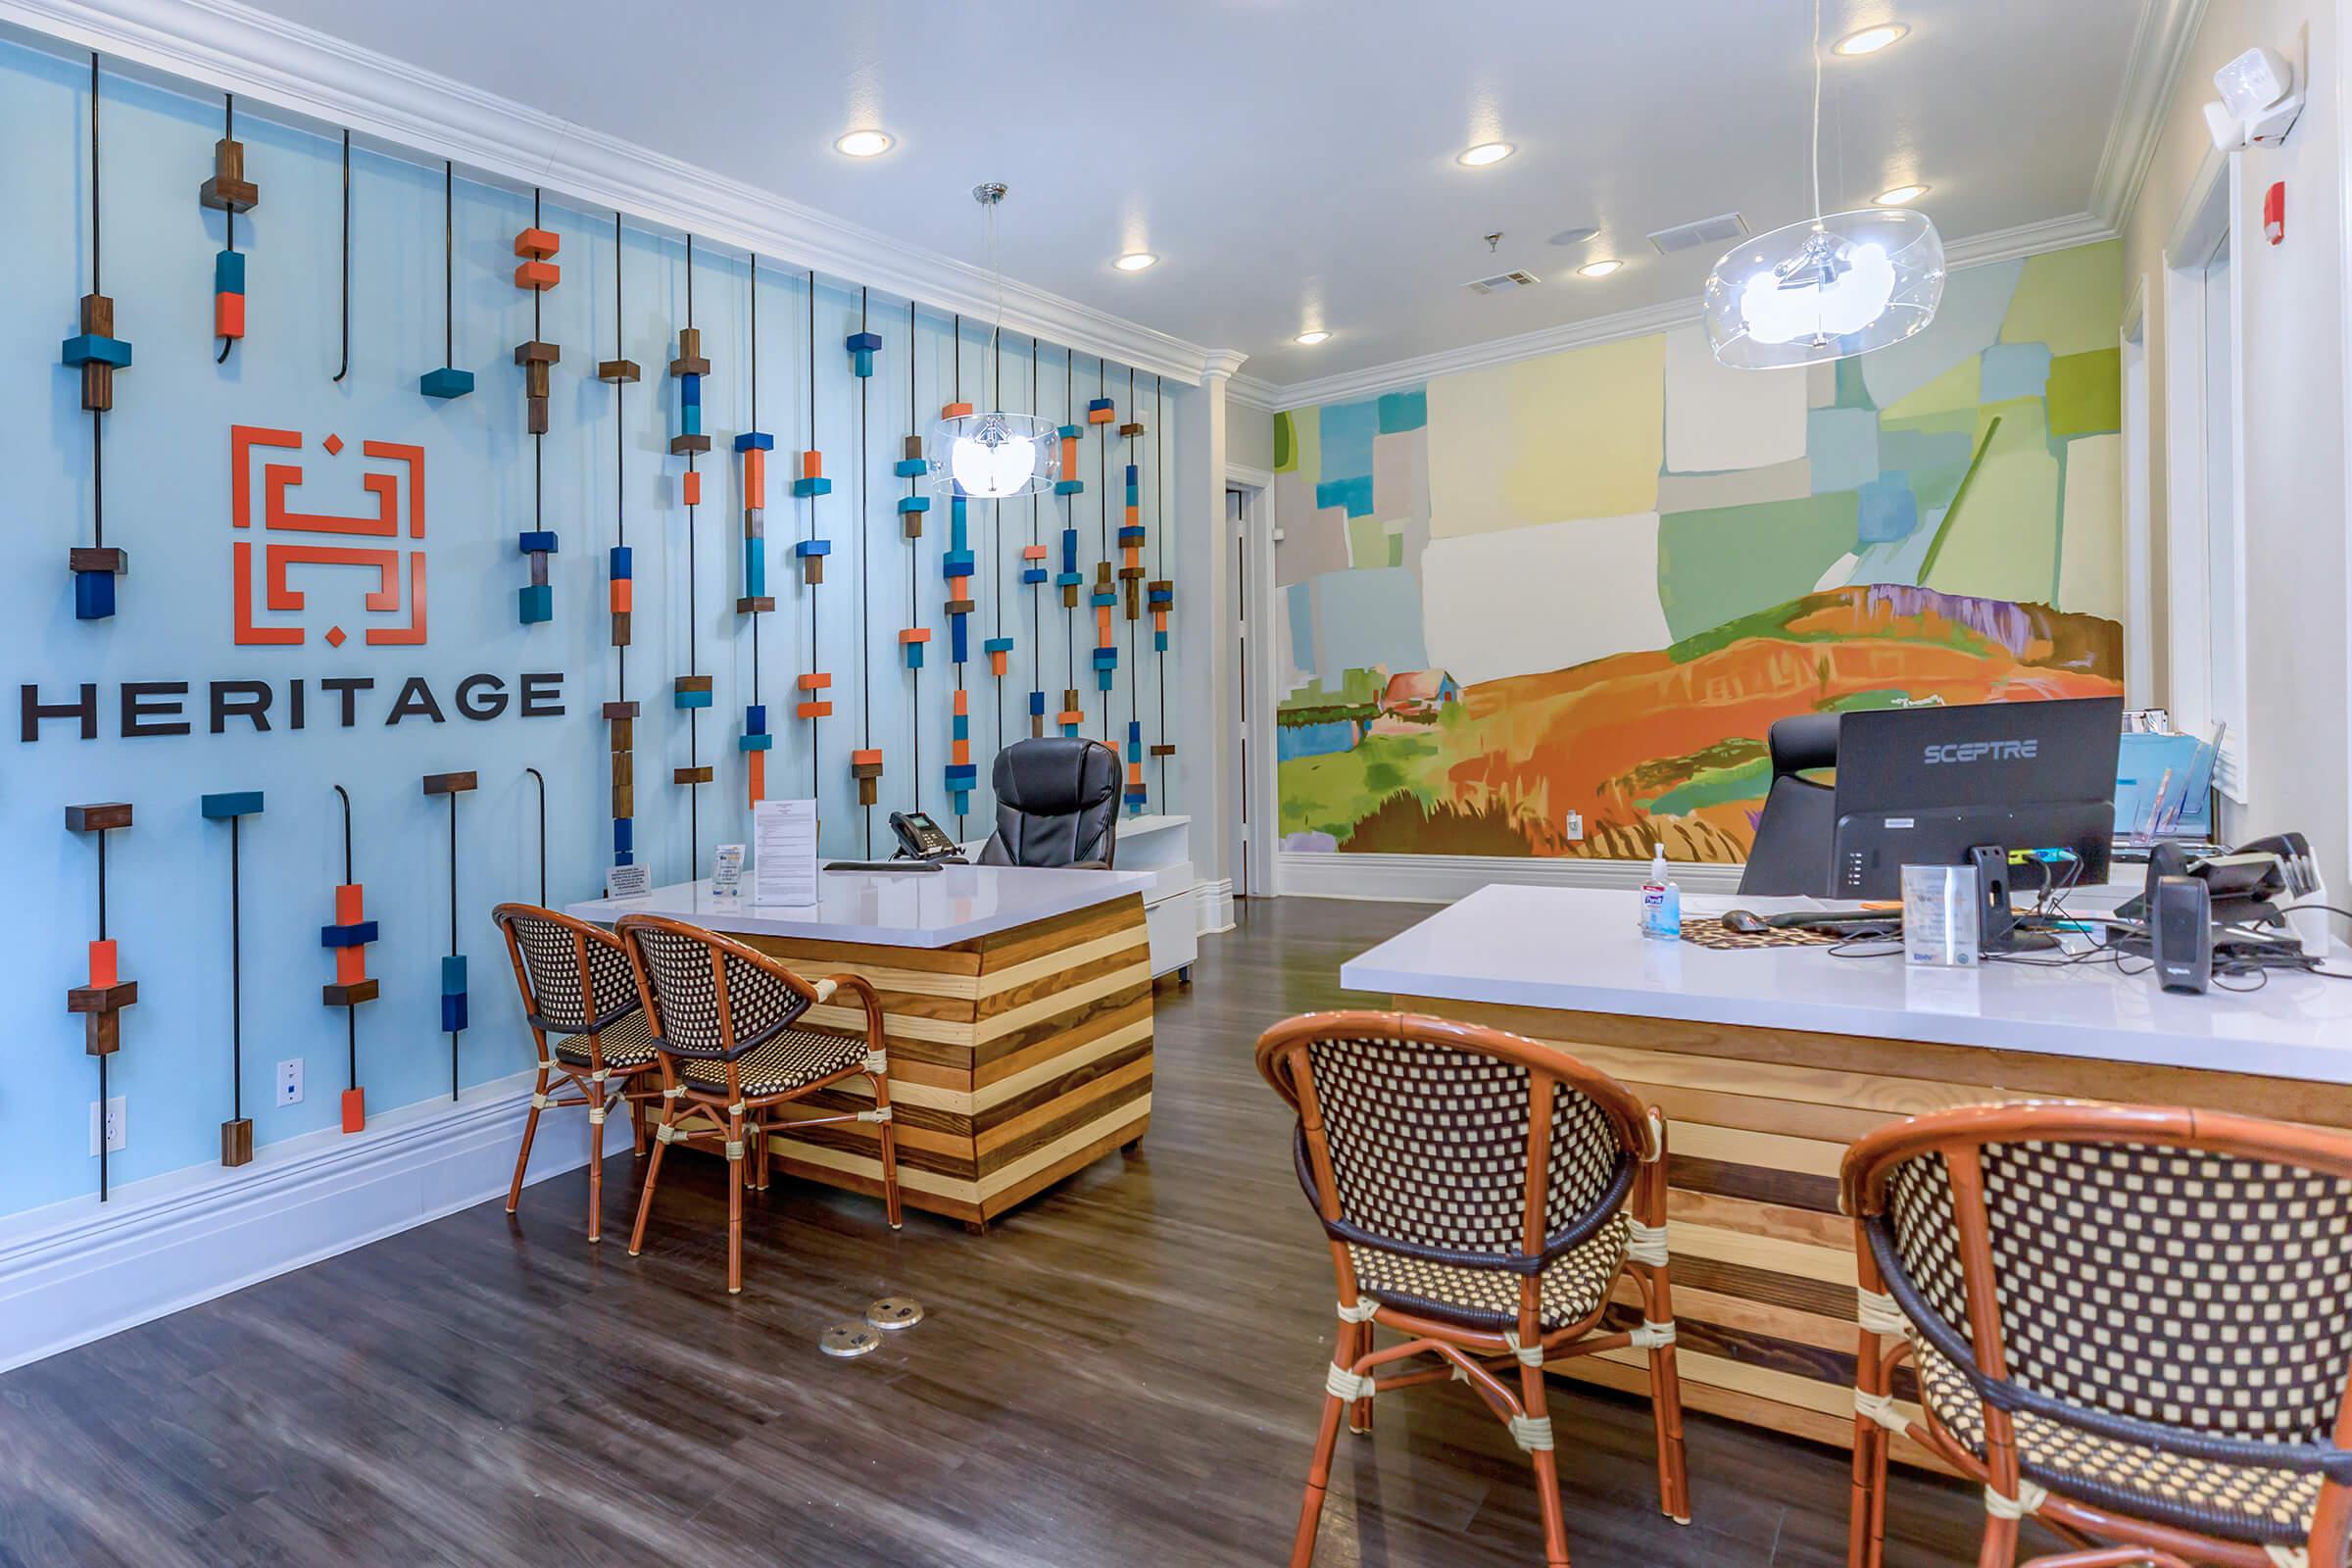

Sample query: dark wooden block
[597,359,641,383]
[611,610,632,646]
[604,698,642,721]
[902,434,924,461]
[221,1118,255,1168]
[80,293,114,336]
[526,397,549,436]
[66,803,133,832]
[1150,744,1178,757]
[673,675,712,695]
[669,434,712,455]
[84,1009,121,1056]
[81,361,114,413]
[675,327,702,359]
[735,596,775,613]
[514,340,561,366]
[672,765,712,785]
[322,978,380,1006]
[1119,421,1146,438]
[199,175,259,213]
[420,771,478,796]
[668,356,710,378]
[611,751,633,786]
[68,980,138,1013]
[612,782,634,818]
[68,546,127,575]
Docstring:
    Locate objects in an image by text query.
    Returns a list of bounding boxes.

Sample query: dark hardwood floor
[0,896,2032,1567]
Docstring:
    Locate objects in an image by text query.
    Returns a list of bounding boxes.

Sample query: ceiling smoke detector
[1648,212,1749,255]
[1464,270,1542,295]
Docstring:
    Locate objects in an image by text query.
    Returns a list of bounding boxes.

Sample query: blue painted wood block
[984,637,1014,656]
[1089,398,1114,414]
[951,617,968,663]
[1153,631,1169,653]
[518,583,553,623]
[60,333,132,368]
[1118,526,1146,546]
[947,763,978,787]
[674,687,712,710]
[681,403,702,436]
[746,704,767,734]
[1093,647,1119,667]
[517,530,559,555]
[744,549,766,599]
[74,569,115,620]
[792,476,833,498]
[440,992,467,1033]
[796,538,832,558]
[902,642,925,670]
[613,816,634,854]
[321,920,380,948]
[1021,567,1047,584]
[1058,424,1082,440]
[214,250,246,293]
[1054,479,1084,496]
[894,459,926,477]
[942,551,975,575]
[1029,691,1046,715]
[201,791,266,818]
[679,373,701,407]
[418,367,474,399]
[897,495,930,514]
[1055,571,1083,589]
[734,431,774,452]
[610,545,634,579]
[738,731,773,752]
[845,331,882,377]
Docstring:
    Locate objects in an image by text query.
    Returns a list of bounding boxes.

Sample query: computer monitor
[1829,696,2122,899]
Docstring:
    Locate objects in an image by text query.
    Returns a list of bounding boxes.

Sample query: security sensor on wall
[2204,44,2303,152]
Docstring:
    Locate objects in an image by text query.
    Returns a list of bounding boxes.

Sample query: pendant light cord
[1809,0,1824,226]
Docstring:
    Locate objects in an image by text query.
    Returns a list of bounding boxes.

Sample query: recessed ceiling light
[834,128,894,158]
[1547,225,1600,247]
[1295,330,1331,346]
[1457,141,1515,168]
[1874,183,1930,206]
[1832,23,1909,56]
[1113,252,1158,272]
[1575,259,1623,279]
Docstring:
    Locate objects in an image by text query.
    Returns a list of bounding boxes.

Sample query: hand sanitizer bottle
[1640,843,1682,939]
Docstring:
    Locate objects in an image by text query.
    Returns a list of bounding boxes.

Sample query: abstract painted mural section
[1273,241,2126,860]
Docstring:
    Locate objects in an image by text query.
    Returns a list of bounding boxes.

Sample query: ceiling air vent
[1647,212,1748,255]
[1463,270,1542,295]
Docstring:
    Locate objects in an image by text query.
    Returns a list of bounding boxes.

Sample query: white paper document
[753,799,819,906]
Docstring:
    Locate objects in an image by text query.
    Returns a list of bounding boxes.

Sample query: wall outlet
[1563,810,1585,842]
[276,1057,305,1106]
[88,1096,126,1156]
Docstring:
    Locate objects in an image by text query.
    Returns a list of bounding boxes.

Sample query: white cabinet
[960,813,1198,980]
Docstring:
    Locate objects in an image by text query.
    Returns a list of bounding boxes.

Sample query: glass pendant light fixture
[931,183,1059,498]
[1704,0,1944,368]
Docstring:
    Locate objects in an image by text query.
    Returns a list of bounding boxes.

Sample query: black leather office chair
[978,737,1121,869]
[1740,713,1839,896]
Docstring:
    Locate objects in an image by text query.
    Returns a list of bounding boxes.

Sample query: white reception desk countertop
[565,864,1152,949]
[1340,884,2352,1085]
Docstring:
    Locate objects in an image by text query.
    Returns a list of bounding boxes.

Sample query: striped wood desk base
[1397,995,2352,1473]
[716,893,1153,1228]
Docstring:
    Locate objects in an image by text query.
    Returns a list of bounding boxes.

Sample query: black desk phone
[889,810,966,863]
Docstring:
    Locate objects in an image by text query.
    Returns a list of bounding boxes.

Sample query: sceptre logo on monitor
[1922,739,2039,764]
[232,425,426,647]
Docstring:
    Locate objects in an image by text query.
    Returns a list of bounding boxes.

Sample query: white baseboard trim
[0,1070,595,1374]
[1197,876,1237,934]
[1277,851,1744,905]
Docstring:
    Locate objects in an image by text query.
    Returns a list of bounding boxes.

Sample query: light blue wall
[3,40,1184,1216]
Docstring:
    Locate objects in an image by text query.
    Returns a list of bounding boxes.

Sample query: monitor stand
[1969,845,2058,954]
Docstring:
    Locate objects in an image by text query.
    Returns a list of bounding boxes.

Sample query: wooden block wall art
[1091,561,1119,694]
[422,765,475,1100]
[943,489,975,666]
[673,674,712,710]
[947,687,976,816]
[64,62,130,621]
[605,700,639,863]
[1125,719,1148,814]
[1057,527,1082,608]
[197,122,258,212]
[668,326,711,455]
[845,329,882,379]
[736,431,773,612]
[1087,395,1116,426]
[1120,464,1147,620]
[1029,688,1047,740]
[418,161,473,400]
[1054,425,1084,496]
[899,625,931,670]
[941,400,974,418]
[739,704,770,808]
[984,635,1013,679]
[1021,542,1050,587]
[1058,689,1086,738]
[513,225,561,290]
[1120,420,1146,440]
[852,747,885,807]
[214,247,246,345]
[516,527,557,624]
[609,546,633,646]
[199,95,256,363]
[796,671,834,721]
[795,447,833,583]
[796,536,831,585]
[322,785,379,1133]
[1150,743,1179,759]
[418,365,475,399]
[1150,579,1173,653]
[897,491,931,538]
[598,357,641,383]
[514,339,559,433]
[201,790,266,1168]
[66,801,134,1200]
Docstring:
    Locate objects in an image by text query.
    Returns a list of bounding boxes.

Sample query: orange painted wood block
[611,578,633,612]
[87,939,118,990]
[852,749,884,765]
[796,700,833,719]
[742,448,765,502]
[340,1087,366,1134]
[746,749,765,808]
[1022,544,1050,560]
[514,227,561,259]
[334,884,365,925]
[215,291,246,339]
[514,260,561,291]
[798,671,832,690]
[682,470,702,507]
[898,627,931,644]
[800,449,823,478]
[941,401,973,418]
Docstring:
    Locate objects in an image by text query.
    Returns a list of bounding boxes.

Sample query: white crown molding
[1249,212,2121,412]
[0,0,1219,385]
[1227,373,1281,413]
[1197,348,1250,381]
[2092,0,2213,230]
[1225,461,1275,492]
[1277,850,1743,904]
[0,1070,594,1373]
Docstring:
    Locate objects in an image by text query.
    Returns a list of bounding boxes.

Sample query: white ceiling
[231,0,2149,387]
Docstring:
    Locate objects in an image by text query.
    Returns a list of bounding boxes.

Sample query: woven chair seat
[552,1010,659,1069]
[1914,1338,2322,1547]
[1346,1213,1630,1333]
[677,1025,867,1098]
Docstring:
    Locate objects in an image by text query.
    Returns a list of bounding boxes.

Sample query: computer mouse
[1720,908,1771,935]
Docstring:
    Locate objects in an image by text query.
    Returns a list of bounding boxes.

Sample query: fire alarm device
[2265,181,2285,244]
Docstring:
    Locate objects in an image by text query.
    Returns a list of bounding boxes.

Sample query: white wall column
[1175,350,1248,901]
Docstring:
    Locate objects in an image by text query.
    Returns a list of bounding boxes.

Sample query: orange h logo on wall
[231,425,427,646]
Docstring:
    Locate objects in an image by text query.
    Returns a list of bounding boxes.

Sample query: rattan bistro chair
[615,913,902,1295]
[1256,1010,1691,1568]
[1843,1102,2352,1568]
[492,904,664,1242]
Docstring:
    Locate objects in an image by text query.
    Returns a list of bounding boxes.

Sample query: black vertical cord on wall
[444,790,459,1101]
[1156,377,1167,804]
[1064,349,1075,696]
[214,94,236,365]
[1127,366,1138,737]
[333,784,358,1096]
[332,130,350,382]
[530,191,543,534]
[684,233,700,878]
[525,767,547,906]
[907,298,920,813]
[87,52,103,553]
[1100,356,1110,745]
[750,254,761,710]
[441,160,454,368]
[858,285,872,858]
[228,815,244,1125]
[1030,337,1041,723]
[95,825,110,1201]
[614,212,627,708]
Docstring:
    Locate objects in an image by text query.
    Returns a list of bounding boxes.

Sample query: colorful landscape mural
[1273,240,2127,861]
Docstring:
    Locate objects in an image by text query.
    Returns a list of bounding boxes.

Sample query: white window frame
[2120,276,2155,705]
[2160,145,2251,802]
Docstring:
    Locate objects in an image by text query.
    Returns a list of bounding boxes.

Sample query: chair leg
[585,1096,607,1244]
[1347,1322,1375,1435]
[1849,1414,1890,1568]
[726,1108,747,1296]
[1518,1358,1574,1568]
[1289,1368,1349,1568]
[1978,1513,2020,1568]
[629,1089,647,1157]
[871,1070,903,1230]
[753,1115,770,1192]
[1641,1291,1691,1523]
[506,1068,550,1214]
[628,1101,673,1257]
